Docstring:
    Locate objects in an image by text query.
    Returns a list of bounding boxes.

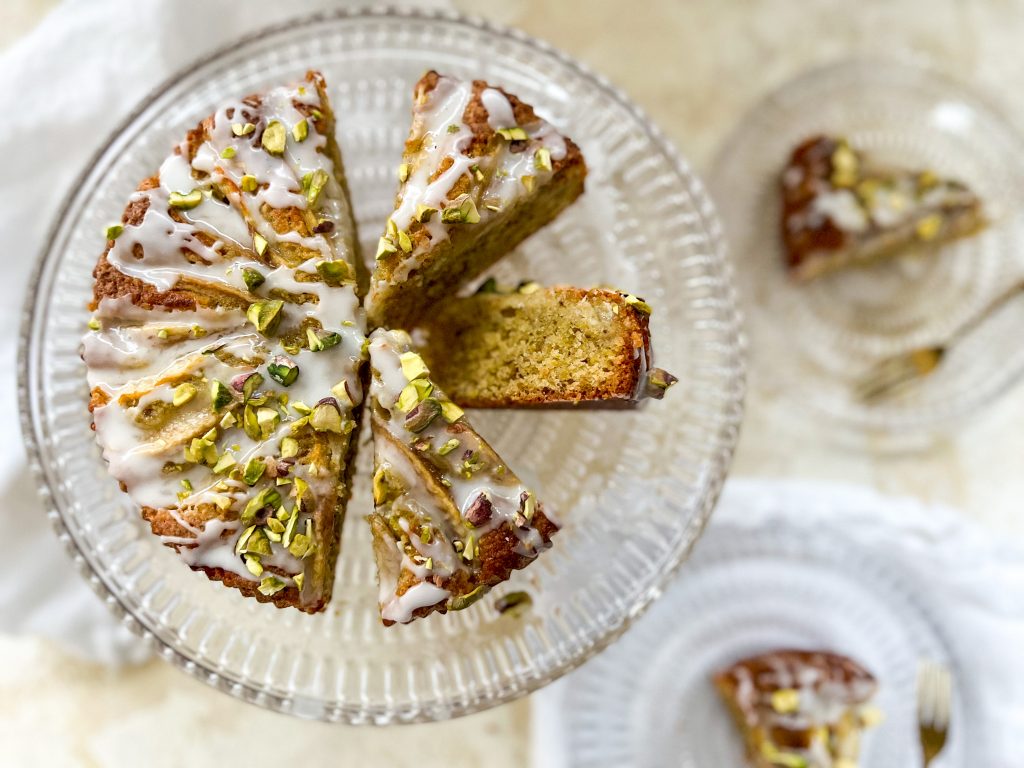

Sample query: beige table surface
[3,1,1024,766]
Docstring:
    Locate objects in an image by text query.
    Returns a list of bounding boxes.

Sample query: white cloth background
[0,0,450,665]
[532,479,1024,767]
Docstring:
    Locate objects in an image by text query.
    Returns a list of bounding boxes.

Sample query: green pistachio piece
[521,491,537,521]
[447,585,488,611]
[241,487,282,526]
[210,380,233,411]
[399,351,429,381]
[645,368,678,399]
[172,382,197,407]
[288,533,313,558]
[240,174,258,193]
[243,457,266,487]
[282,509,299,547]
[267,355,299,386]
[280,437,299,459]
[266,516,285,534]
[242,267,265,292]
[87,317,102,331]
[212,451,236,474]
[293,572,305,591]
[104,223,124,240]
[496,126,528,141]
[397,229,412,252]
[437,438,460,456]
[220,146,236,159]
[376,236,398,259]
[493,590,533,617]
[292,118,309,142]
[253,232,268,256]
[231,122,256,137]
[475,278,498,294]
[331,380,353,407]
[168,190,203,209]
[306,327,341,352]
[261,120,287,155]
[303,169,330,207]
[461,197,480,224]
[440,400,464,423]
[415,204,436,222]
[517,281,541,295]
[219,411,237,429]
[309,399,343,433]
[243,554,263,577]
[256,407,280,438]
[316,259,352,286]
[246,299,284,335]
[440,205,464,223]
[398,163,410,182]
[521,175,536,193]
[534,147,552,172]
[258,575,286,596]
[404,398,442,433]
[623,294,652,315]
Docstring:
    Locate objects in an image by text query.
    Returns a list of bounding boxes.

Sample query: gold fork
[855,279,1024,402]
[917,660,952,766]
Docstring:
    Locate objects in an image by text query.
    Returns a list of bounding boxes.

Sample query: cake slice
[83,71,366,612]
[366,329,558,625]
[714,649,882,768]
[416,282,678,406]
[365,71,587,329]
[781,135,984,280]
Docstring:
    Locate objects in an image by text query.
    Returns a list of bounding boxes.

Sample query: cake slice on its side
[365,71,587,329]
[416,283,677,406]
[782,135,984,281]
[83,71,366,613]
[714,649,882,768]
[366,329,558,625]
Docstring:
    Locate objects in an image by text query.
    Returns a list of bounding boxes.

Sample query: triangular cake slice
[366,329,558,625]
[365,71,587,329]
[782,135,984,281]
[714,649,882,768]
[416,282,678,406]
[83,71,366,612]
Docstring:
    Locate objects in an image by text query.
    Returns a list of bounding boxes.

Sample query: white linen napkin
[532,478,1024,768]
[0,0,448,666]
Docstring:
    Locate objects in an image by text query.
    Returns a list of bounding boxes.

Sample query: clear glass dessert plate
[710,58,1024,440]
[19,9,744,723]
[562,515,979,766]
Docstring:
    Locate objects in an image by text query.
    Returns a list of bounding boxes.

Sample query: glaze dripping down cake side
[416,283,678,406]
[83,71,366,612]
[366,71,587,329]
[366,329,558,625]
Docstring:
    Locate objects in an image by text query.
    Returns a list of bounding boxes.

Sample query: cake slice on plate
[83,71,366,612]
[714,649,882,768]
[366,328,558,625]
[365,71,587,329]
[416,282,678,406]
[781,135,984,281]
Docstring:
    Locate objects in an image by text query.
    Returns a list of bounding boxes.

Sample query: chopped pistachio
[419,525,433,543]
[331,380,353,407]
[915,213,943,241]
[494,590,532,617]
[517,281,541,295]
[397,229,412,252]
[447,124,460,134]
[288,532,313,558]
[243,457,266,487]
[437,438,460,456]
[240,174,258,193]
[293,572,305,591]
[462,534,476,561]
[440,400,464,423]
[282,509,299,547]
[414,204,437,222]
[521,174,536,193]
[770,688,801,714]
[242,267,265,292]
[246,299,284,335]
[461,196,481,224]
[645,368,679,399]
[234,525,256,555]
[219,411,237,429]
[168,189,203,209]
[87,317,102,331]
[399,351,429,381]
[306,327,341,352]
[232,371,264,401]
[253,232,268,256]
[172,382,197,407]
[220,146,236,159]
[376,236,398,259]
[157,329,169,339]
[448,585,488,611]
[623,294,652,315]
[280,437,299,459]
[303,168,330,206]
[264,527,282,543]
[405,398,442,433]
[440,205,464,224]
[292,118,309,142]
[521,490,537,521]
[243,554,264,577]
[830,141,859,188]
[496,126,528,141]
[258,575,287,596]
[396,378,432,412]
[212,451,236,474]
[310,399,343,433]
[210,380,233,411]
[266,516,285,535]
[316,259,352,286]
[256,407,280,438]
[471,164,485,182]
[267,355,299,386]
[291,401,312,416]
[261,120,287,155]
[534,147,552,172]
[398,163,410,182]
[231,122,256,137]
[104,223,124,240]
[485,203,501,212]
[241,487,282,526]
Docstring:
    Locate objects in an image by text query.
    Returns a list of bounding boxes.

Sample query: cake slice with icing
[366,329,558,625]
[83,71,366,612]
[365,71,587,329]
[782,135,984,280]
[416,282,678,406]
[714,649,882,768]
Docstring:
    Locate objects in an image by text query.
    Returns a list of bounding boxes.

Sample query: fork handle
[949,278,1024,344]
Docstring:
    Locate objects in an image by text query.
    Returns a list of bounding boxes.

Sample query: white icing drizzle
[368,329,548,623]
[83,77,365,605]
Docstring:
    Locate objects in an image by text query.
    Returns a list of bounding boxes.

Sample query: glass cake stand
[710,58,1024,442]
[20,8,744,723]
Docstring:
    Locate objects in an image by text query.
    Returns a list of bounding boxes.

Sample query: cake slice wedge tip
[366,71,587,329]
[367,329,558,625]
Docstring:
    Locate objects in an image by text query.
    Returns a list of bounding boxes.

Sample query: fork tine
[855,348,944,402]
